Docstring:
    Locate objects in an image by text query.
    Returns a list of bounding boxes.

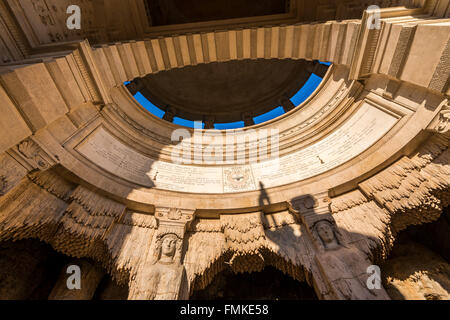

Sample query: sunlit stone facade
[0,0,449,300]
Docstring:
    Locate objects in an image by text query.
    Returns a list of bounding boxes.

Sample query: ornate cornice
[15,138,56,171]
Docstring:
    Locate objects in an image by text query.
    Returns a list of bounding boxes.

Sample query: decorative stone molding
[184,211,310,294]
[153,207,194,264]
[330,133,449,263]
[51,185,126,254]
[103,211,158,286]
[105,65,360,165]
[69,185,125,218]
[387,25,417,78]
[0,175,6,196]
[427,101,450,133]
[290,192,331,217]
[27,169,75,201]
[155,207,194,226]
[359,134,449,222]
[72,47,102,104]
[0,1,448,301]
[18,139,41,158]
[106,103,171,145]
[0,1,30,59]
[349,6,424,81]
[16,138,55,170]
[429,37,450,93]
[0,174,69,244]
[349,8,381,80]
[220,212,266,273]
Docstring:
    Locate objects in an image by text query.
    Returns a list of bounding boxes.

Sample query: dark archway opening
[0,239,128,300]
[190,266,318,300]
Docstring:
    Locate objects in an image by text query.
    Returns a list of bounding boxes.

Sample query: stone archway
[190,265,318,300]
[0,238,129,300]
[0,2,449,301]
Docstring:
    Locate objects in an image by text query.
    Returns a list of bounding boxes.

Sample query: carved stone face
[315,221,336,245]
[161,235,178,258]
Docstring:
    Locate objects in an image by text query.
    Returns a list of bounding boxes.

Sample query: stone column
[129,207,194,300]
[48,259,105,300]
[306,60,329,78]
[280,94,296,113]
[163,106,177,122]
[126,79,144,95]
[203,116,215,129]
[291,193,390,300]
[241,112,254,127]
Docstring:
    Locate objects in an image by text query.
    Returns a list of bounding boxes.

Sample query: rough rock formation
[382,240,450,300]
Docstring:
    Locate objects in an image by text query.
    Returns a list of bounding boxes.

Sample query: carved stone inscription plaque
[76,127,155,186]
[251,102,398,188]
[76,102,398,193]
[75,127,224,193]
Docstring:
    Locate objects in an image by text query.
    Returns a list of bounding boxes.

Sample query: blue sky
[127,61,331,129]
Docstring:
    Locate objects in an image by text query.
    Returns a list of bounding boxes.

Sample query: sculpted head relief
[314,220,340,250]
[155,233,180,264]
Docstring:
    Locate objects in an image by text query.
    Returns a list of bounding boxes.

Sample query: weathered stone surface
[48,259,105,300]
[0,1,448,301]
[382,240,450,300]
[0,240,52,300]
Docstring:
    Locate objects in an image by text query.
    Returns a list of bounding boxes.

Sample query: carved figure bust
[132,233,187,300]
[157,233,178,263]
[311,219,389,299]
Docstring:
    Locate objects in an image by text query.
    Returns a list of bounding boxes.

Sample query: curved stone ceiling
[127,59,317,123]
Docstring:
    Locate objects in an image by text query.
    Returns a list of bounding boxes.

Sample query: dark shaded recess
[190,266,318,300]
[93,276,129,300]
[0,239,128,300]
[27,245,71,300]
[146,0,288,26]
[401,206,450,262]
[0,239,70,300]
[381,206,450,300]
